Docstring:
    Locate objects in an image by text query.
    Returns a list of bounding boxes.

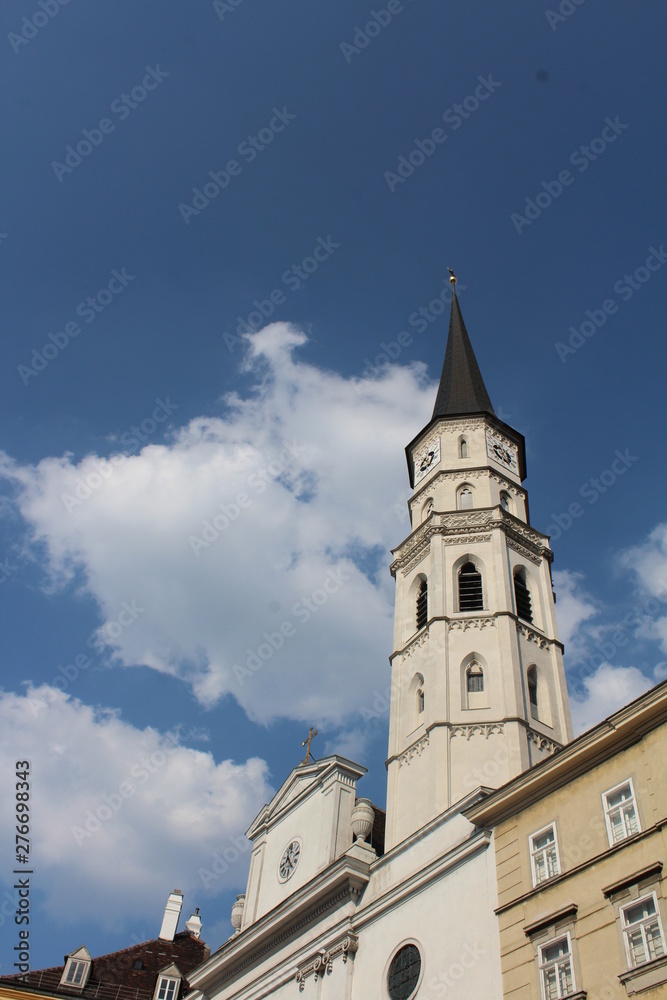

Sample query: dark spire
[431,274,495,419]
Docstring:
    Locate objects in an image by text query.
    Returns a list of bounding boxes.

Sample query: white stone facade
[187,758,503,1000]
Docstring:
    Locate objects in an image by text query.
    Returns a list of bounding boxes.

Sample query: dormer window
[61,948,92,989]
[154,965,182,1000]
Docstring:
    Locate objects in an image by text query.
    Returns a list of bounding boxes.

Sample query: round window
[387,943,421,999]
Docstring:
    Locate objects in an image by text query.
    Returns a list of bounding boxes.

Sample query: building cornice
[463,681,667,830]
[186,853,371,994]
[246,756,366,840]
[386,718,562,769]
[390,613,563,663]
[390,507,551,577]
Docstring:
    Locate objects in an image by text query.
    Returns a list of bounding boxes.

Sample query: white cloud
[617,523,667,651]
[0,325,434,727]
[552,569,599,657]
[0,686,272,932]
[569,663,657,734]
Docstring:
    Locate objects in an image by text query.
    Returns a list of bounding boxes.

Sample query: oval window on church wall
[387,943,422,999]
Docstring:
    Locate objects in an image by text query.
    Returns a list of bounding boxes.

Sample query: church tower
[385,276,573,850]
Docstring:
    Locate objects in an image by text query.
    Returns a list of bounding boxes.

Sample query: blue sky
[2,0,667,971]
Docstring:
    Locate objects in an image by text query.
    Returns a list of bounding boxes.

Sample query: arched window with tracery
[457,486,474,510]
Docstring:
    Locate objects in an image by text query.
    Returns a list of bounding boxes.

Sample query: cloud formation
[1,325,433,727]
[0,686,272,932]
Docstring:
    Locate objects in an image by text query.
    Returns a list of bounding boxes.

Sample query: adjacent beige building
[465,680,667,1000]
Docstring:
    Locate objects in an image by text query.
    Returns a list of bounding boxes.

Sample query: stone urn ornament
[231,893,245,934]
[350,798,375,843]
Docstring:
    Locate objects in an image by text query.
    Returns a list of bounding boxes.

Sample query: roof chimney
[185,908,202,939]
[159,890,183,941]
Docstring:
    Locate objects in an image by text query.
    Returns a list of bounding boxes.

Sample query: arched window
[467,663,484,693]
[422,498,434,523]
[527,666,538,718]
[500,492,511,512]
[514,569,533,623]
[417,685,425,715]
[457,486,474,510]
[459,562,483,611]
[416,578,428,630]
[459,437,469,458]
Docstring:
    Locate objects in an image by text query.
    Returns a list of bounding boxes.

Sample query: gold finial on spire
[301,726,319,764]
[447,267,457,287]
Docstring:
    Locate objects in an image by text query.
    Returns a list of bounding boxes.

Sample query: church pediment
[246,755,366,840]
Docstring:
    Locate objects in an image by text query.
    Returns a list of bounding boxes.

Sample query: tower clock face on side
[414,439,440,485]
[278,839,301,882]
[485,430,518,472]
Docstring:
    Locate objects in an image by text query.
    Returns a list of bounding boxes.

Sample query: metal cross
[301,726,319,764]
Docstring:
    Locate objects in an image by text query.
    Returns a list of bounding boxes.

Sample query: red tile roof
[0,932,209,1000]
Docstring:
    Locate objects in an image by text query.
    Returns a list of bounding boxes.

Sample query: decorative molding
[451,722,505,741]
[402,628,429,659]
[401,537,432,575]
[439,417,486,433]
[295,934,359,990]
[527,730,559,754]
[398,734,430,766]
[517,623,553,649]
[208,885,362,990]
[448,533,493,547]
[489,472,525,497]
[393,509,550,575]
[507,538,542,565]
[448,617,496,632]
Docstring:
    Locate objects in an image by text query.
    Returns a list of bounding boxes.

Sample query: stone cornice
[409,466,527,510]
[386,719,562,767]
[188,855,372,994]
[389,613,562,661]
[246,756,366,840]
[390,508,550,576]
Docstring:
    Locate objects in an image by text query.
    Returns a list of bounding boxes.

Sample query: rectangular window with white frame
[621,893,666,968]
[530,823,560,886]
[602,778,641,845]
[157,978,179,1000]
[63,961,88,986]
[539,934,575,1000]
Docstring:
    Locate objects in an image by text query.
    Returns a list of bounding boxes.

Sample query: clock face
[278,839,301,882]
[486,430,517,471]
[414,439,440,484]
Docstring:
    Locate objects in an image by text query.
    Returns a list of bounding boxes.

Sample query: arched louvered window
[527,666,538,718]
[500,492,511,512]
[514,570,533,623]
[416,578,428,630]
[458,487,473,510]
[459,437,468,458]
[467,663,484,693]
[459,562,483,611]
